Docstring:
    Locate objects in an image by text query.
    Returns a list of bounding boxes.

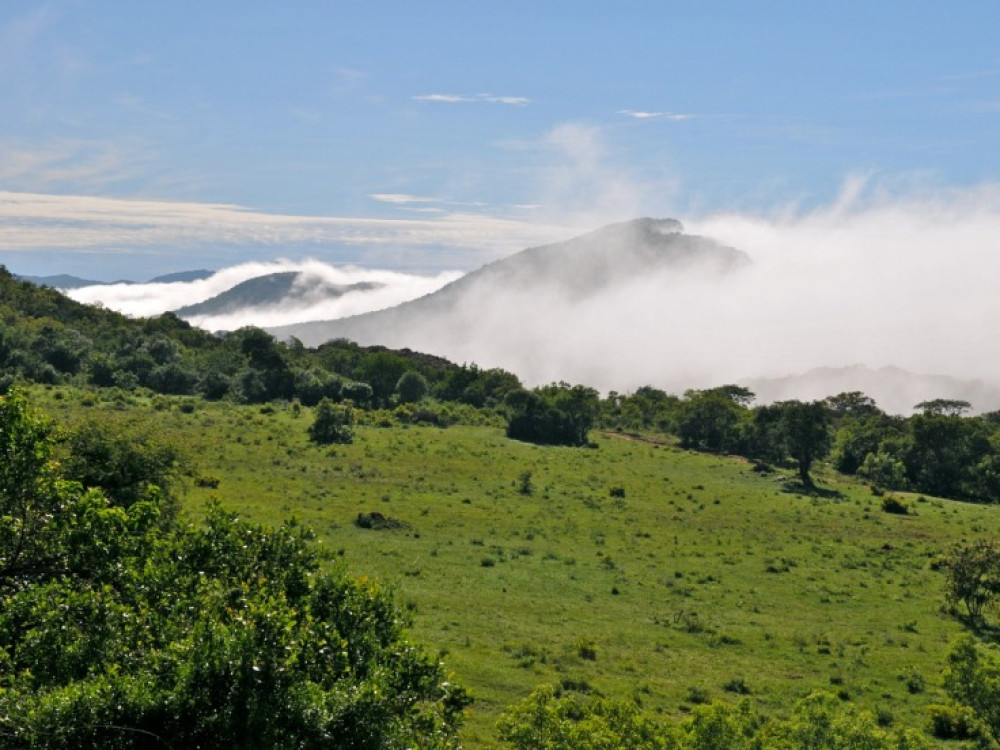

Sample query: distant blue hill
[149,269,214,284]
[15,274,125,289]
[16,269,213,288]
[173,272,382,317]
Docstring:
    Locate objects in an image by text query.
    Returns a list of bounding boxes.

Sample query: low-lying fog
[65,183,1000,411]
[66,260,462,331]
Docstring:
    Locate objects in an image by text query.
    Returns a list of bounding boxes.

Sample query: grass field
[35,386,1000,747]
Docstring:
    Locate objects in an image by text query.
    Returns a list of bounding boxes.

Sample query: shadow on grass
[955,615,1000,644]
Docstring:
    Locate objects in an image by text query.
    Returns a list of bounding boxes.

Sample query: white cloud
[320,181,1000,407]
[531,122,656,229]
[0,190,566,269]
[66,259,464,330]
[617,110,694,121]
[368,193,440,204]
[0,139,148,192]
[413,93,530,105]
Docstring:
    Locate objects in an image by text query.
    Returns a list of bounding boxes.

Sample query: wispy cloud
[413,93,530,105]
[369,193,440,204]
[617,110,694,121]
[0,190,566,269]
[0,138,150,192]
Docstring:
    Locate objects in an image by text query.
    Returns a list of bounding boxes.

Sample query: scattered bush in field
[685,686,711,705]
[904,670,925,694]
[308,397,354,444]
[881,495,909,515]
[517,470,533,496]
[354,511,409,531]
[927,703,981,741]
[576,638,598,661]
[195,475,221,489]
[609,486,625,498]
[723,678,750,695]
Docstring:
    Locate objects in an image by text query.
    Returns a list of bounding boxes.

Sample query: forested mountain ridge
[0,264,522,408]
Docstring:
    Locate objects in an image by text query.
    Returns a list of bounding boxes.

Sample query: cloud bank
[66,259,463,331]
[271,179,1000,413]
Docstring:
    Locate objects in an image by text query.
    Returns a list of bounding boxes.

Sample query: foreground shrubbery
[0,390,469,748]
[497,685,930,749]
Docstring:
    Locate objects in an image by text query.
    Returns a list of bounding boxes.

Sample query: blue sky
[2,1,1000,280]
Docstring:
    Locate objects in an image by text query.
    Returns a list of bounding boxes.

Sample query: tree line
[602,386,1000,501]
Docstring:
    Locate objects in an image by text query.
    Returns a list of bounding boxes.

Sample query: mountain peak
[268,217,749,348]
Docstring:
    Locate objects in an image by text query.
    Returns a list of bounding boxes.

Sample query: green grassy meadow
[35,386,1000,747]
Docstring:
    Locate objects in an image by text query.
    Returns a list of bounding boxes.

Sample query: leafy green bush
[881,495,909,515]
[0,390,469,748]
[308,397,354,444]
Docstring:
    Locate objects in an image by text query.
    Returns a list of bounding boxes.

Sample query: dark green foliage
[942,637,1000,745]
[358,351,410,408]
[825,391,883,420]
[832,414,905,475]
[308,397,354,444]
[905,413,994,501]
[232,327,294,402]
[505,384,599,446]
[517,471,534,496]
[340,380,374,406]
[60,421,185,512]
[396,370,429,404]
[0,389,66,592]
[926,703,980,741]
[915,398,972,417]
[774,400,833,487]
[880,495,909,515]
[434,364,522,407]
[674,386,749,453]
[0,390,469,748]
[601,386,679,432]
[497,685,928,749]
[941,539,1000,621]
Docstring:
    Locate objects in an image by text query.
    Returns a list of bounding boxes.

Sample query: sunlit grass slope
[36,387,1000,747]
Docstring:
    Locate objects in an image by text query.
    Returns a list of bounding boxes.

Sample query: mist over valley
[46,189,1000,414]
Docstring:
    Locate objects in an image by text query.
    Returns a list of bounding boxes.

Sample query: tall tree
[777,400,833,488]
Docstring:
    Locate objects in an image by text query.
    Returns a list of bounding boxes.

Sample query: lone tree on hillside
[308,397,354,444]
[779,400,833,488]
[942,538,1000,622]
[756,400,833,488]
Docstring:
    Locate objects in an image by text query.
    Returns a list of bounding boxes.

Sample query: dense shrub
[0,389,470,748]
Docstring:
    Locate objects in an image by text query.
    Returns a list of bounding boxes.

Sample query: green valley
[28,385,1000,747]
